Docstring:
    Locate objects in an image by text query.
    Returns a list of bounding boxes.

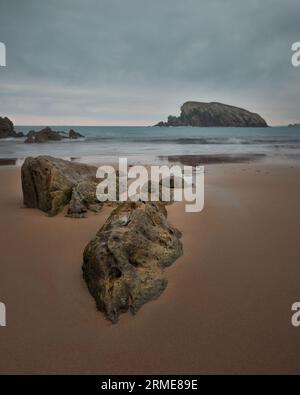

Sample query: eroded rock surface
[21,156,98,216]
[82,201,183,323]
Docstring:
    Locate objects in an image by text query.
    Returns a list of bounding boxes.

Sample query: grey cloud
[0,0,299,125]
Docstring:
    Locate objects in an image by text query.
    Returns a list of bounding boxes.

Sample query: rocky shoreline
[24,127,84,143]
[0,116,84,142]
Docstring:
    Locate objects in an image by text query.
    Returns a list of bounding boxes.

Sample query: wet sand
[161,153,266,165]
[0,161,300,374]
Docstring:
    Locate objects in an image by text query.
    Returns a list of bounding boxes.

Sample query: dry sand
[0,161,300,374]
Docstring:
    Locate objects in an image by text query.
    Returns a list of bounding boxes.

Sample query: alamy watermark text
[0,42,6,67]
[291,42,300,67]
[96,158,204,213]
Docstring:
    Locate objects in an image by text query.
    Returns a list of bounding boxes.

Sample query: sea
[0,125,300,165]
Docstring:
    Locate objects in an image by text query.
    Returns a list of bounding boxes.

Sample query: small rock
[69,129,84,139]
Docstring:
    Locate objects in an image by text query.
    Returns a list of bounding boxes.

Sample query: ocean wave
[83,136,300,145]
[0,137,25,142]
[60,137,86,143]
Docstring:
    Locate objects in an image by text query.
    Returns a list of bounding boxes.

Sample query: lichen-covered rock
[82,201,183,323]
[21,156,98,216]
[156,101,268,127]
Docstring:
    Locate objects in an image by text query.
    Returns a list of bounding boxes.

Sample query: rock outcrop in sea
[82,201,183,323]
[24,127,84,143]
[0,116,24,138]
[155,101,268,127]
[21,156,102,217]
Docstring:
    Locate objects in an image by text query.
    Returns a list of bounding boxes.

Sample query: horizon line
[14,123,289,128]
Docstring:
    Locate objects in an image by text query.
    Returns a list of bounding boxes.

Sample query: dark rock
[24,135,35,144]
[69,129,84,139]
[21,156,98,216]
[155,121,168,127]
[164,153,266,165]
[167,115,183,126]
[24,127,66,143]
[0,117,14,138]
[23,127,85,143]
[0,116,24,138]
[82,201,183,323]
[0,158,17,166]
[26,130,36,138]
[155,101,268,127]
[15,132,24,137]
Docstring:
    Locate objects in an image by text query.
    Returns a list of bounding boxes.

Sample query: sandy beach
[0,159,299,374]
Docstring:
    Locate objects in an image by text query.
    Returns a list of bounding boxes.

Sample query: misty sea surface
[1,125,300,165]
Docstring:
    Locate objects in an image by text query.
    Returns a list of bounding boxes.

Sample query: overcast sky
[0,0,299,125]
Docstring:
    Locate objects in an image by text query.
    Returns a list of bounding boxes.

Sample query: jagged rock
[82,201,183,323]
[155,101,268,127]
[24,127,65,143]
[21,156,98,216]
[24,127,84,143]
[67,180,103,218]
[0,116,24,138]
[69,129,84,139]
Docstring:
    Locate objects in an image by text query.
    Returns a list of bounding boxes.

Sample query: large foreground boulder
[82,201,183,323]
[21,156,99,216]
[155,101,268,127]
[0,116,24,138]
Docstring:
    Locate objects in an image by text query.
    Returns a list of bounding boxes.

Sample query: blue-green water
[1,125,300,163]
